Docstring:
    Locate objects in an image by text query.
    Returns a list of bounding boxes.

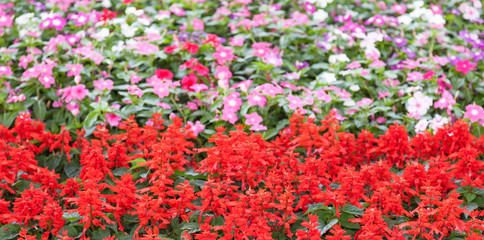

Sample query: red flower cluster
[1,113,484,239]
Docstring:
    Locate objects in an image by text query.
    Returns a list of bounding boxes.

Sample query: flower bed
[0,0,483,137]
[1,0,484,239]
[1,113,484,239]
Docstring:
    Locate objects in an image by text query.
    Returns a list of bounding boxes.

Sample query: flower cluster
[0,0,483,137]
[1,113,484,239]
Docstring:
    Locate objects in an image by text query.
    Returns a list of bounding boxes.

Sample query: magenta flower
[229,38,245,47]
[455,59,477,75]
[252,42,272,57]
[191,83,208,93]
[130,73,143,84]
[0,13,13,27]
[391,4,406,14]
[250,124,267,131]
[464,104,484,123]
[105,113,122,127]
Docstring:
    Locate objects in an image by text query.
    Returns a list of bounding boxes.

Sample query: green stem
[170,95,187,124]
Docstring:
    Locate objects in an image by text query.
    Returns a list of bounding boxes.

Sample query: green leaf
[342,204,364,215]
[316,218,338,235]
[33,100,47,120]
[91,229,110,240]
[83,111,99,129]
[305,203,328,214]
[181,222,200,233]
[64,162,81,178]
[464,192,476,203]
[262,128,278,140]
[339,213,360,229]
[56,225,80,239]
[0,224,21,240]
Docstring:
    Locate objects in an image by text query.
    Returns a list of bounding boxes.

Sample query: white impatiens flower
[349,85,360,92]
[406,91,433,117]
[328,54,350,64]
[313,9,328,22]
[91,28,110,41]
[317,72,336,84]
[15,13,34,25]
[415,119,429,133]
[429,114,448,132]
[112,41,125,52]
[126,7,144,16]
[398,15,413,25]
[121,23,137,38]
[101,0,112,8]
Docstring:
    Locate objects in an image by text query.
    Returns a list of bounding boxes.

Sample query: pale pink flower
[247,93,267,107]
[221,108,238,124]
[223,92,242,112]
[0,65,12,77]
[187,121,205,136]
[191,18,204,30]
[345,61,361,69]
[127,85,143,98]
[407,71,423,82]
[93,78,114,91]
[213,46,235,65]
[66,102,80,116]
[66,64,83,77]
[39,75,55,88]
[356,98,373,107]
[464,104,484,123]
[245,112,263,126]
[229,38,245,47]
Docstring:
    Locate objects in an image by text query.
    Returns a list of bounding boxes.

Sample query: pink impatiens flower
[434,90,455,110]
[221,108,238,124]
[105,113,122,127]
[245,112,263,126]
[455,59,477,75]
[39,75,55,88]
[0,65,12,77]
[345,61,361,69]
[93,78,114,91]
[464,104,484,123]
[187,121,205,137]
[191,18,204,30]
[66,64,83,77]
[247,93,267,107]
[212,46,235,65]
[223,92,242,112]
[356,98,373,107]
